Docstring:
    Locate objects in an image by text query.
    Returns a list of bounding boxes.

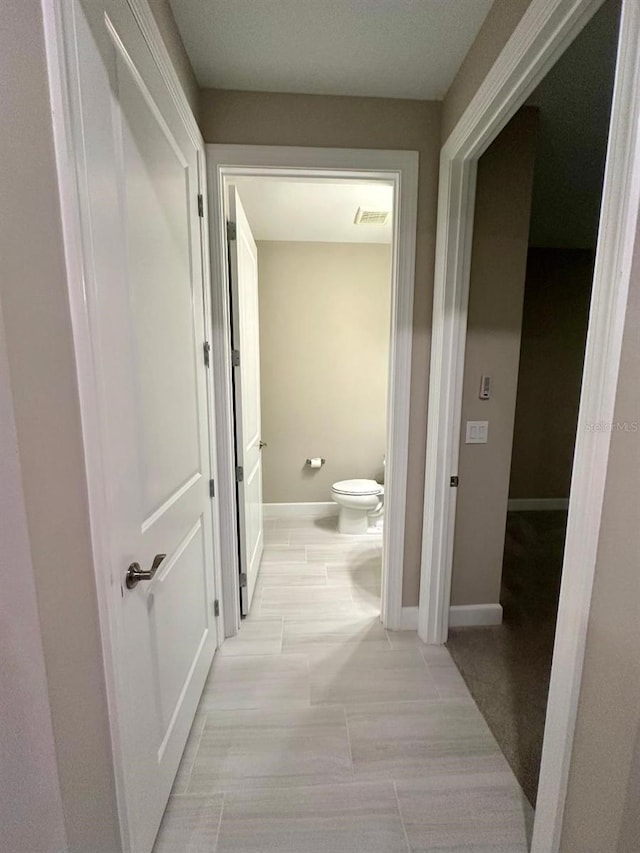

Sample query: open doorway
[445,0,621,808]
[206,147,418,640]
[227,176,393,622]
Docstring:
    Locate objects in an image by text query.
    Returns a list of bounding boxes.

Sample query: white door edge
[418,2,640,852]
[207,145,419,637]
[195,164,226,651]
[42,0,222,848]
[227,187,264,615]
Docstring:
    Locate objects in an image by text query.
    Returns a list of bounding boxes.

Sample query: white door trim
[42,1,222,849]
[207,144,419,636]
[418,2,640,852]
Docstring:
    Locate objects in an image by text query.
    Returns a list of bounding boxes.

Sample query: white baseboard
[400,606,419,630]
[263,501,338,520]
[507,498,569,511]
[448,603,503,628]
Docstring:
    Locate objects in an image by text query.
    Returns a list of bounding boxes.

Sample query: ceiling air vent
[354,207,390,226]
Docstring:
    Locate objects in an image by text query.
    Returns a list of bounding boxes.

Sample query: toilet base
[337,507,370,535]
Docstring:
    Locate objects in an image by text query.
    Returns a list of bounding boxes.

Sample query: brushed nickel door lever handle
[125,553,166,590]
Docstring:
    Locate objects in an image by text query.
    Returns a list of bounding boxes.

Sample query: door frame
[418,0,640,851]
[207,145,419,637]
[42,0,224,848]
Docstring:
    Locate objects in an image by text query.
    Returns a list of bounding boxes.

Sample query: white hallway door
[228,187,264,614]
[62,1,218,850]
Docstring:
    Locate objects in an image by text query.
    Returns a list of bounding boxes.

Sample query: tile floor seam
[342,706,356,778]
[417,643,436,669]
[167,791,225,800]
[214,651,297,660]
[415,644,430,669]
[212,790,225,852]
[181,714,208,795]
[393,780,412,853]
[345,697,448,710]
[422,658,444,700]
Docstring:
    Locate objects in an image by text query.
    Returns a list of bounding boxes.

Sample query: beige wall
[1,2,121,850]
[451,108,537,607]
[147,0,199,115]
[258,241,391,503]
[0,296,67,851]
[200,89,441,605]
[442,0,533,143]
[559,220,640,852]
[617,723,640,852]
[509,249,594,499]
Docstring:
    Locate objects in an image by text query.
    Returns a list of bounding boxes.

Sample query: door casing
[207,146,419,638]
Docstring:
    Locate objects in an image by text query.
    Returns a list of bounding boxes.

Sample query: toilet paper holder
[306,457,326,467]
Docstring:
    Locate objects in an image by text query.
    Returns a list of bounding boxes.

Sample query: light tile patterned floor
[154,515,532,852]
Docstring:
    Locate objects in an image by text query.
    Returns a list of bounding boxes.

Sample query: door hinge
[197,194,204,218]
[203,341,211,367]
[231,349,240,367]
[227,221,237,241]
[239,572,247,588]
[450,475,459,487]
[213,599,220,617]
[235,466,244,482]
[209,479,215,498]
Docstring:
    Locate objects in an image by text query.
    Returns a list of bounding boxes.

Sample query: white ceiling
[232,179,394,243]
[169,0,494,100]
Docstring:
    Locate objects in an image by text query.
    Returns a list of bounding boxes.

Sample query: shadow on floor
[446,510,567,805]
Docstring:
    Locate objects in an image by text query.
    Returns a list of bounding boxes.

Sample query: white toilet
[331,479,384,534]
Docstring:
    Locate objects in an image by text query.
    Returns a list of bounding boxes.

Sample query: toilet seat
[332,478,382,496]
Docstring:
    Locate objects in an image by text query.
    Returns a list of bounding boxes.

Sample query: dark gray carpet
[446,510,567,806]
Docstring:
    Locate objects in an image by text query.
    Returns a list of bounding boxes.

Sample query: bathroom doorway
[206,147,419,640]
[230,177,392,621]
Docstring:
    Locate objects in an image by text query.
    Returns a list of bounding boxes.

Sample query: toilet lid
[332,478,381,496]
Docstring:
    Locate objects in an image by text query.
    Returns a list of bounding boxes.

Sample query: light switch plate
[466,420,489,444]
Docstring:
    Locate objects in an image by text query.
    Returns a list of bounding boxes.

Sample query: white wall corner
[448,603,503,628]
